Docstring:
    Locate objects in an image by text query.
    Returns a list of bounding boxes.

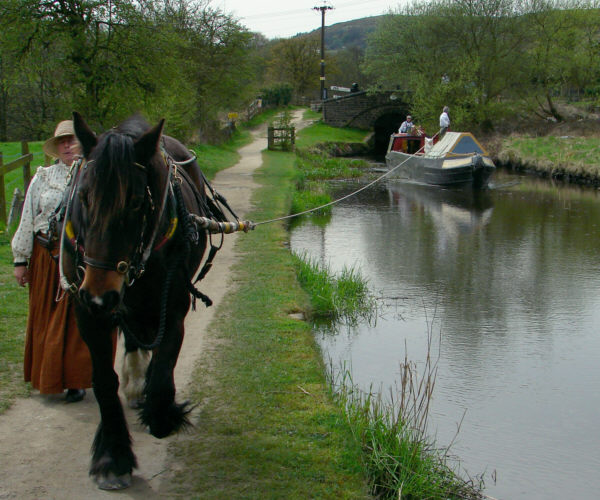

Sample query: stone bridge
[322,90,410,154]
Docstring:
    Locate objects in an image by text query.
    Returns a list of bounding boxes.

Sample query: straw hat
[43,120,75,158]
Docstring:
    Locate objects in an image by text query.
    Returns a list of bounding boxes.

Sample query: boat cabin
[424,132,489,158]
[388,133,426,155]
[388,131,489,158]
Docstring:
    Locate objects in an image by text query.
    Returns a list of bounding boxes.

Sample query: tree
[266,36,322,98]
[0,0,258,141]
[365,0,600,131]
[329,46,372,90]
[364,0,530,131]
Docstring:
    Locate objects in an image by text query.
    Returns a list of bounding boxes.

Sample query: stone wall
[322,91,408,129]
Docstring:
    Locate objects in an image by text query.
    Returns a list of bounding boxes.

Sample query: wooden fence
[0,142,49,226]
[246,99,262,121]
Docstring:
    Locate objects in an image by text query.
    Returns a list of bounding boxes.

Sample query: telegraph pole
[313,3,333,101]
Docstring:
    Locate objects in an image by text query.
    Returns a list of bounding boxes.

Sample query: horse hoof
[95,472,132,490]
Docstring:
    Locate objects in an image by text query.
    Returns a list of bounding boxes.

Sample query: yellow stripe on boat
[442,157,474,169]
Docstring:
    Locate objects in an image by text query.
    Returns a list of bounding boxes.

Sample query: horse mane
[86,115,155,232]
[118,114,152,139]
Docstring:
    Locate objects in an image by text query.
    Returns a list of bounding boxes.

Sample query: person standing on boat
[439,106,450,138]
[399,115,414,134]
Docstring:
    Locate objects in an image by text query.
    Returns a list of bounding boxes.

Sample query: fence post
[0,152,5,225]
[268,127,274,150]
[21,141,32,193]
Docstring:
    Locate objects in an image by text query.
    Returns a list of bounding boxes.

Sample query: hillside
[300,15,385,50]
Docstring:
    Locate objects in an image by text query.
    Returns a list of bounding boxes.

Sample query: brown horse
[60,112,226,489]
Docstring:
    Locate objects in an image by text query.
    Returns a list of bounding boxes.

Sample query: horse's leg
[76,309,136,490]
[139,314,191,438]
[121,336,151,409]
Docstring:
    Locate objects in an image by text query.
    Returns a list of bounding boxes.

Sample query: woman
[12,120,91,403]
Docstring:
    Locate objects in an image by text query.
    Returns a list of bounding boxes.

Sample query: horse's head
[71,112,167,314]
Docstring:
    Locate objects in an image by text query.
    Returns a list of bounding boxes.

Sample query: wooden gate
[267,126,295,151]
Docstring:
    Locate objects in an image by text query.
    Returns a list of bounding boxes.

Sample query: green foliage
[332,341,483,499]
[296,150,367,181]
[260,83,294,107]
[265,36,321,97]
[328,46,373,91]
[364,0,600,131]
[295,122,369,148]
[335,380,483,498]
[498,135,600,179]
[0,0,258,141]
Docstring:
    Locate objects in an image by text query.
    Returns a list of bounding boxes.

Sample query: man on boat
[439,106,450,138]
[399,115,414,134]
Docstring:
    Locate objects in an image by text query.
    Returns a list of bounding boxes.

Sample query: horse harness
[52,148,251,312]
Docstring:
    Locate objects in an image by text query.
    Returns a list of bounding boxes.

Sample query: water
[290,171,600,500]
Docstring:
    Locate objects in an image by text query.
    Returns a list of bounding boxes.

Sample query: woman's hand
[14,265,29,287]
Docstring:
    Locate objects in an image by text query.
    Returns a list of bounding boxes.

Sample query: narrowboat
[385,131,496,189]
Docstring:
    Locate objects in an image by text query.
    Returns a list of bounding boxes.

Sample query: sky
[211,0,404,39]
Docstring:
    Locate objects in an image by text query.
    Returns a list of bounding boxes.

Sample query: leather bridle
[59,150,178,294]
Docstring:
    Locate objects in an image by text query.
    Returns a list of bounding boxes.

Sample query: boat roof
[425,132,489,158]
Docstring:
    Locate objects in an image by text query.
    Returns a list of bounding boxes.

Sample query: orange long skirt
[24,240,92,393]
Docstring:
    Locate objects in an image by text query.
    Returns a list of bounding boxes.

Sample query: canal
[289,170,600,500]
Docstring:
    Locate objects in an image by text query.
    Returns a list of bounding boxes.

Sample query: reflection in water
[290,172,600,500]
[387,180,494,255]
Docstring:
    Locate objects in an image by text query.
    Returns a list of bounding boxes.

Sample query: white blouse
[11,161,71,263]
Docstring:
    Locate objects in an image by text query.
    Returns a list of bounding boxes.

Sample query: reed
[330,329,484,500]
[292,251,375,324]
[290,186,332,217]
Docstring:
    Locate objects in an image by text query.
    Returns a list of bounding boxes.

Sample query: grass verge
[496,135,600,182]
[0,230,30,412]
[165,149,370,498]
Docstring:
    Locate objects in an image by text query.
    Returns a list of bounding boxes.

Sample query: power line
[234,0,392,22]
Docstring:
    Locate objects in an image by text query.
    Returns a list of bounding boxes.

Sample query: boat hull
[385,151,495,189]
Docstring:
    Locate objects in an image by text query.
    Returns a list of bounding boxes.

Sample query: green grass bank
[493,135,600,184]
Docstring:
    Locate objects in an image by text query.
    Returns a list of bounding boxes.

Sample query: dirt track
[0,111,308,499]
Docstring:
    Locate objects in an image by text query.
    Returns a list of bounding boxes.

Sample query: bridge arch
[322,91,410,155]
